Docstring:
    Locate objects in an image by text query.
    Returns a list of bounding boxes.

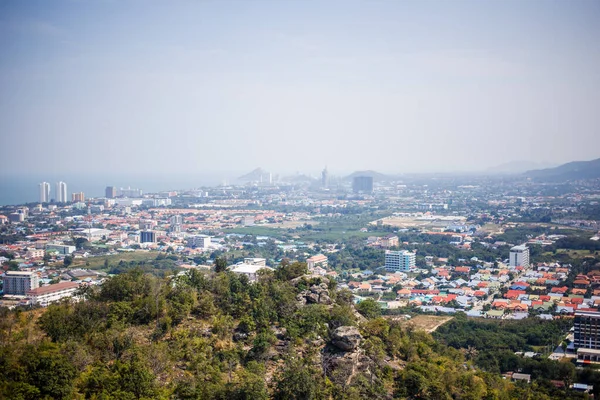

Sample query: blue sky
[1,0,599,176]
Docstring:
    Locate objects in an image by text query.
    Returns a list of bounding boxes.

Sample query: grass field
[70,251,163,270]
[385,315,454,333]
[543,249,598,259]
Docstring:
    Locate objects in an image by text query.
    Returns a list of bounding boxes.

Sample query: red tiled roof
[27,281,79,296]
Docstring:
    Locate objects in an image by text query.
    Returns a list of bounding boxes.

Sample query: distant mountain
[524,158,600,181]
[344,170,389,182]
[487,160,557,174]
[238,168,270,182]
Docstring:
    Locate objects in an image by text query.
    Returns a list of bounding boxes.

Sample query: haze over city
[1,0,599,179]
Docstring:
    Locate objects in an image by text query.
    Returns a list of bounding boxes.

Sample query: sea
[0,172,231,206]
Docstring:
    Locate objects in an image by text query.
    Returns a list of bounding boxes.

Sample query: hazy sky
[1,0,599,176]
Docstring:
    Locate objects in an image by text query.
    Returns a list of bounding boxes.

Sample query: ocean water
[0,173,230,206]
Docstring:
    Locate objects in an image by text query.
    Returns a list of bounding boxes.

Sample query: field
[70,250,163,270]
[385,315,454,333]
[543,249,598,259]
[371,215,466,230]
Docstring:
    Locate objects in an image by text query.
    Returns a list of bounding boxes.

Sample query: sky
[1,0,599,178]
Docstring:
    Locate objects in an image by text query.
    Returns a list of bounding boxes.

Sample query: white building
[243,257,266,266]
[27,281,80,306]
[2,271,40,295]
[509,245,530,268]
[39,182,50,203]
[187,234,211,249]
[384,250,416,272]
[55,181,67,203]
[46,243,76,255]
[229,264,274,282]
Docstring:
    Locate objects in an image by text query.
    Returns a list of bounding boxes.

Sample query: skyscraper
[384,250,416,272]
[72,192,85,202]
[55,181,67,203]
[352,176,373,193]
[509,245,530,268]
[39,182,50,203]
[321,167,329,188]
[105,186,116,198]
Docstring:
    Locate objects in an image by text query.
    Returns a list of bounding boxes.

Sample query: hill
[487,160,556,174]
[344,170,389,182]
[525,158,600,181]
[238,167,271,182]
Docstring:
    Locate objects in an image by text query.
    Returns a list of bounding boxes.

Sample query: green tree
[356,298,381,319]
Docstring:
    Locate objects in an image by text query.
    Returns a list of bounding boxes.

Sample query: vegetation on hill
[0,263,595,399]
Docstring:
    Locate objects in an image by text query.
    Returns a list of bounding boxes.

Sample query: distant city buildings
[187,234,211,249]
[55,181,67,203]
[39,182,50,203]
[118,187,143,198]
[380,235,399,248]
[384,250,416,272]
[3,271,39,295]
[321,167,329,188]
[105,186,117,198]
[353,176,373,193]
[510,245,530,268]
[72,192,85,202]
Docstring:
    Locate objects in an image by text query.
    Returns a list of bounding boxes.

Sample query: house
[510,373,531,383]
[27,281,80,306]
[306,254,328,270]
[229,264,274,282]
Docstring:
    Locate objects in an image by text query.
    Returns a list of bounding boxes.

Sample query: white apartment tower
[39,182,50,203]
[385,250,416,272]
[509,245,530,268]
[55,181,67,203]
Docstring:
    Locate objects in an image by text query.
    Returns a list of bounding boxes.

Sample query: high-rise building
[352,176,373,193]
[2,271,40,295]
[72,192,85,202]
[509,245,530,268]
[321,167,329,188]
[55,181,67,203]
[105,186,117,198]
[39,182,50,203]
[384,250,416,272]
[140,231,156,243]
[575,311,600,363]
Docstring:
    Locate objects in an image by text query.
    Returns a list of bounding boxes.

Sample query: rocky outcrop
[296,282,334,305]
[331,326,362,351]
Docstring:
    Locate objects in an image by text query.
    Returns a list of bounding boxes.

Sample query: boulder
[319,293,333,305]
[306,292,320,304]
[331,326,362,351]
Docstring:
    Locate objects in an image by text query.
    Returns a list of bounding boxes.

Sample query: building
[230,264,274,282]
[352,176,374,193]
[118,187,143,197]
[140,231,157,243]
[509,245,530,268]
[187,234,211,249]
[321,167,329,188]
[8,213,24,223]
[105,186,117,199]
[307,254,328,269]
[574,311,600,351]
[243,258,267,266]
[27,281,80,306]
[385,250,416,272]
[46,244,76,255]
[39,182,50,203]
[72,192,85,202]
[2,271,40,295]
[381,235,399,248]
[55,181,67,203]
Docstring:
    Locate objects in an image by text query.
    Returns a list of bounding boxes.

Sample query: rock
[296,293,307,305]
[319,282,329,290]
[233,332,248,342]
[310,285,324,294]
[319,293,333,305]
[331,326,362,351]
[306,292,320,304]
